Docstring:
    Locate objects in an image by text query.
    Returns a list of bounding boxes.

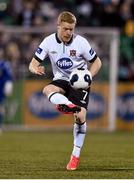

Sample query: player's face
[57,22,75,43]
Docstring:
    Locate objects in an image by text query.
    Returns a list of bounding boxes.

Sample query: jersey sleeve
[81,38,97,63]
[34,38,49,62]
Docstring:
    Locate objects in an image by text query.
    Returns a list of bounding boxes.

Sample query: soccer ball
[69,69,92,90]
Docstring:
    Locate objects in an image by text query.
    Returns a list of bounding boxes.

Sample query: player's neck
[56,33,73,45]
[56,33,64,43]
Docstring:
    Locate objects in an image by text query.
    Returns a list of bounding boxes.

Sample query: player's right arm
[29,36,49,75]
[29,57,45,75]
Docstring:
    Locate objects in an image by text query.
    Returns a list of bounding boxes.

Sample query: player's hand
[36,66,45,75]
[29,58,45,75]
[87,70,92,86]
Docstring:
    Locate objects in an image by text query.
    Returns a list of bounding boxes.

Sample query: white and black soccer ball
[69,69,92,90]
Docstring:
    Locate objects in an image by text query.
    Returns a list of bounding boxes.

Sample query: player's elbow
[29,62,35,74]
[29,62,32,72]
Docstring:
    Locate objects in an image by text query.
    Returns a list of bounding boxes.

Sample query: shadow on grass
[78,166,134,172]
[43,166,134,172]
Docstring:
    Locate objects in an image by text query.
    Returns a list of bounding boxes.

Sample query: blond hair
[57,11,77,25]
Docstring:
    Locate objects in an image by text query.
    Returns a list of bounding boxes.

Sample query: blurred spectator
[16,0,36,26]
[0,47,13,132]
[119,19,134,81]
[39,1,58,23]
[0,0,15,25]
[5,41,21,79]
[119,1,132,22]
[33,14,45,26]
[100,2,124,27]
[76,0,93,26]
[18,33,32,64]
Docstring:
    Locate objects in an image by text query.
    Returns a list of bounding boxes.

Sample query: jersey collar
[55,33,73,45]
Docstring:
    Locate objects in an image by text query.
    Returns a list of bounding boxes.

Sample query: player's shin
[66,121,87,170]
[72,121,87,157]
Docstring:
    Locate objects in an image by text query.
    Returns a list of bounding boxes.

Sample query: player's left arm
[88,56,102,78]
[81,37,102,78]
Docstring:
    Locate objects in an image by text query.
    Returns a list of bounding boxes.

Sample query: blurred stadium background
[0,0,134,178]
[0,0,133,131]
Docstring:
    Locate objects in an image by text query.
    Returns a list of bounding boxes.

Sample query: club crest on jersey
[70,50,76,57]
[56,58,73,69]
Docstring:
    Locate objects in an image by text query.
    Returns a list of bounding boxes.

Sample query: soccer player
[29,11,102,170]
[0,48,13,132]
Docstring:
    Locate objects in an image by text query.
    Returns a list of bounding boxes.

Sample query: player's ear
[57,23,60,31]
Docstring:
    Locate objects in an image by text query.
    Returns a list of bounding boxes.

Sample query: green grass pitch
[0,130,134,179]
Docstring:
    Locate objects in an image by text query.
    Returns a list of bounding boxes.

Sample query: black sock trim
[74,145,81,148]
[77,131,86,134]
[75,121,86,125]
[48,92,58,101]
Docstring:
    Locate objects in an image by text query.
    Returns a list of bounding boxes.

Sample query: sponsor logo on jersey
[70,50,76,57]
[56,58,73,69]
[28,91,59,119]
[117,92,134,121]
[36,47,43,54]
[89,48,95,56]
[87,92,105,119]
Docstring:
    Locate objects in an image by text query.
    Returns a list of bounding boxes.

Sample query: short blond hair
[57,11,77,25]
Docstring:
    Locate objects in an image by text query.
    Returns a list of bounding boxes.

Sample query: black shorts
[49,80,90,109]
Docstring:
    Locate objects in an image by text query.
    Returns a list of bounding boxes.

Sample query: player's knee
[74,108,86,124]
[74,114,86,124]
[43,84,64,96]
[43,85,56,96]
[43,86,49,95]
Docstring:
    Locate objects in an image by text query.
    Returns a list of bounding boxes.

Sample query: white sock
[72,122,87,158]
[72,146,81,158]
[48,92,72,105]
